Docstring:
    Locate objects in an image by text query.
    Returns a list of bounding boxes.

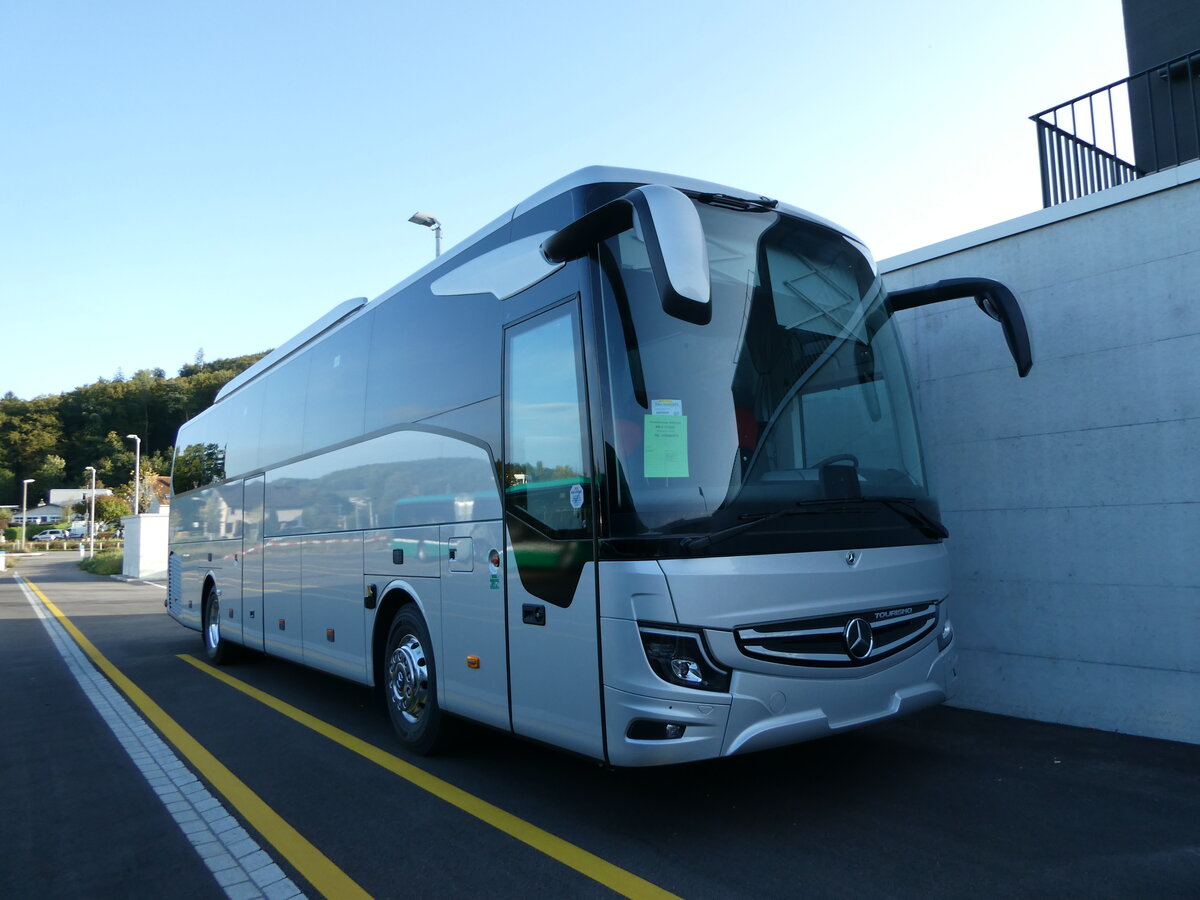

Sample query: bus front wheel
[384,606,446,754]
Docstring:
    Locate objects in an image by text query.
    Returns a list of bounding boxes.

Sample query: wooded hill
[0,352,267,507]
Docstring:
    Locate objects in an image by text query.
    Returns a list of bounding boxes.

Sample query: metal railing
[1033,48,1200,207]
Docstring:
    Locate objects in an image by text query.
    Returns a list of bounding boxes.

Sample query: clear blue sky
[2,0,1128,400]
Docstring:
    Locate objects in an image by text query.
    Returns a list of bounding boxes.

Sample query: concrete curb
[110,574,168,587]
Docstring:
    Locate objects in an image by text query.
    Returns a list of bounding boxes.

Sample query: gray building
[1122,0,1200,172]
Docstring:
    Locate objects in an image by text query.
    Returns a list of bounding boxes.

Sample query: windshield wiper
[691,191,779,212]
[677,507,794,552]
[864,497,949,540]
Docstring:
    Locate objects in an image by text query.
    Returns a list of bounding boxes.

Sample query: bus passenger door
[241,474,265,651]
[503,301,603,760]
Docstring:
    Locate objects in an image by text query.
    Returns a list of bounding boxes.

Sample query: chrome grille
[735,601,939,667]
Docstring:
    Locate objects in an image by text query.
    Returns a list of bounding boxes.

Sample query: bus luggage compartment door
[241,474,266,652]
[439,522,509,730]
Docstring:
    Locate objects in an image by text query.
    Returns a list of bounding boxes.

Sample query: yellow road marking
[22,578,370,900]
[179,654,682,900]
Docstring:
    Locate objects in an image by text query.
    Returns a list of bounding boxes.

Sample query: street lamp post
[126,434,141,515]
[85,466,96,558]
[408,212,443,257]
[20,478,33,552]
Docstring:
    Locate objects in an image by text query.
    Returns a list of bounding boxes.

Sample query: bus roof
[215,166,855,404]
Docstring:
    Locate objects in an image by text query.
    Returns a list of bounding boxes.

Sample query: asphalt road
[3,552,1198,899]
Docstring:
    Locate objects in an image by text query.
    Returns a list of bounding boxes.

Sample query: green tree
[0,349,267,502]
[33,454,68,491]
[114,462,161,512]
[0,467,14,506]
[92,494,132,525]
[0,396,62,479]
[90,430,135,490]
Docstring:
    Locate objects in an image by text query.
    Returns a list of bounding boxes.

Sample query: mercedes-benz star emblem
[845,551,857,566]
[843,617,874,661]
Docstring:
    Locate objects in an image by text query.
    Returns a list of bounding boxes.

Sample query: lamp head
[408,212,440,229]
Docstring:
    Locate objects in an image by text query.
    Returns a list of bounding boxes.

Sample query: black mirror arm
[542,196,635,264]
[542,186,711,326]
[888,277,1033,377]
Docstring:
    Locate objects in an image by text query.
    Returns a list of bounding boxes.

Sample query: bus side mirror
[887,277,1033,377]
[542,184,712,325]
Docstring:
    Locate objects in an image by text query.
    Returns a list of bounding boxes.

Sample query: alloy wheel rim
[387,633,428,724]
[206,596,221,650]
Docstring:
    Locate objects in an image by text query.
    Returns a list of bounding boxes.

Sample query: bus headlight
[936,601,954,651]
[639,625,731,693]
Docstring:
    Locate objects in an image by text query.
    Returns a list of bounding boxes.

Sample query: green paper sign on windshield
[644,414,689,478]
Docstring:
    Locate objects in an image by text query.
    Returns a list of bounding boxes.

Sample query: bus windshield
[597,200,938,553]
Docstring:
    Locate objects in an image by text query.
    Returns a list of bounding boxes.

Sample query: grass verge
[79,550,123,576]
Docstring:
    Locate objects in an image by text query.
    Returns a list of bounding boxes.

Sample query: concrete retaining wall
[880,160,1200,744]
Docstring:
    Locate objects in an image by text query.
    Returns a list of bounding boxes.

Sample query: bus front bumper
[604,639,957,767]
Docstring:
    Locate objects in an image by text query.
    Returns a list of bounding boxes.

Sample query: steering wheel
[812,453,859,468]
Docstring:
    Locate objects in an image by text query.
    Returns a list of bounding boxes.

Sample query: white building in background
[9,489,115,526]
[11,503,69,525]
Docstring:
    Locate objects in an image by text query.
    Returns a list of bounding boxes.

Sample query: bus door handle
[522,604,545,626]
[448,537,474,572]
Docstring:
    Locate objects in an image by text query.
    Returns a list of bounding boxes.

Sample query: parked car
[32,529,71,541]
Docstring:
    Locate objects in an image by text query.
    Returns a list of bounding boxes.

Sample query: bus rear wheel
[384,607,446,754]
[202,589,233,664]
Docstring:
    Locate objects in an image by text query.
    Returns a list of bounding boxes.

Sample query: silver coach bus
[168,167,1031,766]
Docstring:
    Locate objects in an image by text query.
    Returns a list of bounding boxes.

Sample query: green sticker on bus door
[643,414,689,478]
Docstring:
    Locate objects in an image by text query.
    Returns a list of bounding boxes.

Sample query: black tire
[383,606,446,754]
[202,588,234,664]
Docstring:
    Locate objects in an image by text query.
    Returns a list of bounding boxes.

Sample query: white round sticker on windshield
[569,483,584,509]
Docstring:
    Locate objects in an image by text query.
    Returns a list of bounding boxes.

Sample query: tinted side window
[173,411,227,494]
[170,480,243,542]
[259,353,311,469]
[264,429,500,536]
[223,379,265,476]
[302,310,373,454]
[365,289,500,430]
